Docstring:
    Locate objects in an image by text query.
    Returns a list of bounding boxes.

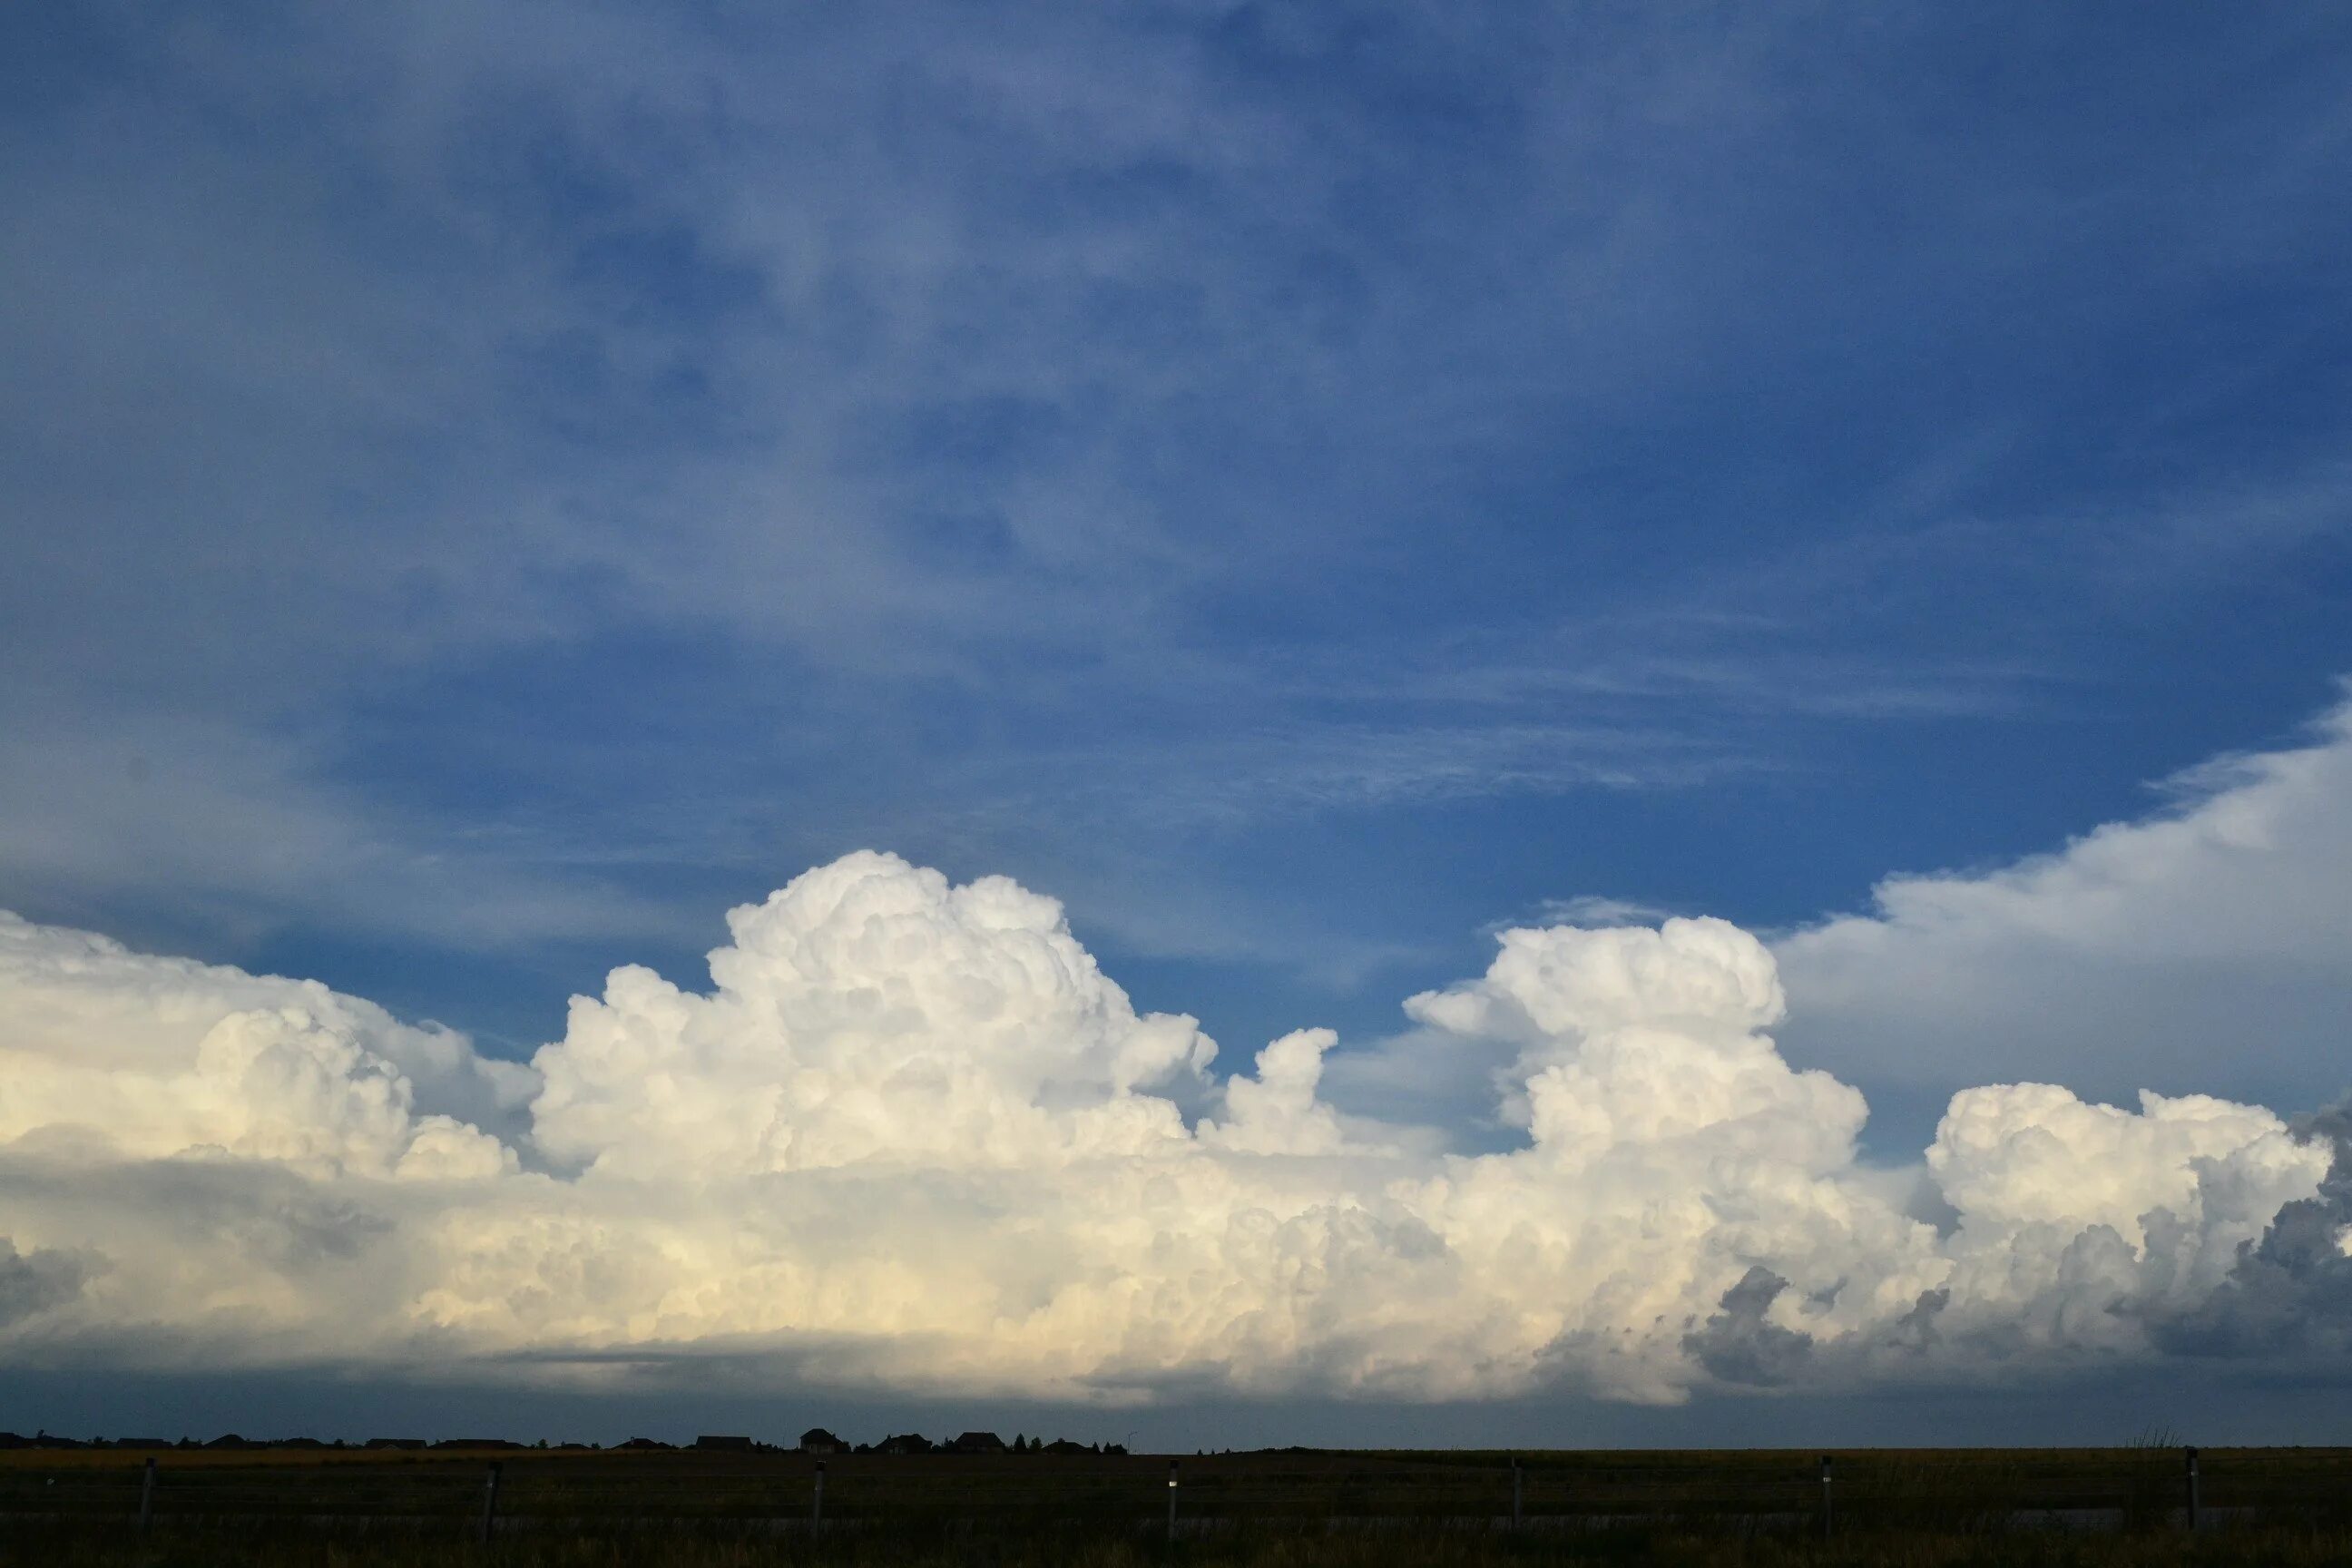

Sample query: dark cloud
[0,1237,93,1326]
[1683,1267,1815,1388]
[2154,1102,2352,1359]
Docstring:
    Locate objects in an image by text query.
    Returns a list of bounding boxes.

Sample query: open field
[7,1445,2352,1564]
[21,1533,2352,1568]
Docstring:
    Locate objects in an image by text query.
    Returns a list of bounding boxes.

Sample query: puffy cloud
[1390,918,1931,1402]
[1931,1086,2318,1256]
[1924,1086,2328,1360]
[2149,1102,2352,1361]
[528,852,1213,1178]
[0,911,529,1177]
[1409,916,1786,1047]
[1201,1030,1345,1155]
[0,852,2336,1403]
[1774,694,2352,1110]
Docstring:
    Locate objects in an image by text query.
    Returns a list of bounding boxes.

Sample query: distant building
[695,1435,754,1452]
[1043,1439,1092,1455]
[949,1431,1006,1455]
[206,1435,257,1450]
[432,1438,523,1450]
[799,1428,846,1454]
[364,1438,427,1450]
[876,1433,933,1455]
[617,1436,675,1451]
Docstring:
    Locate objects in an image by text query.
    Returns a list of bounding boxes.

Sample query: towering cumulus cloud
[0,855,2335,1401]
[531,854,1214,1178]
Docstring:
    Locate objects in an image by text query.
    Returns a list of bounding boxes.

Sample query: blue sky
[8,3,2349,1070]
[6,4,2352,1443]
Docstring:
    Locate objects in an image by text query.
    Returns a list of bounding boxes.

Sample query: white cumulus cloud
[0,911,532,1174]
[0,851,2337,1404]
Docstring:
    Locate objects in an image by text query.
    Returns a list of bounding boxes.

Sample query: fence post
[2184,1446,2199,1531]
[1512,1457,1522,1531]
[138,1456,156,1535]
[478,1462,502,1544]
[1818,1455,1833,1540]
[1167,1459,1179,1543]
[813,1459,825,1535]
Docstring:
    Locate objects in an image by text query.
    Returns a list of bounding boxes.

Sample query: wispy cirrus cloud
[5,3,2352,1119]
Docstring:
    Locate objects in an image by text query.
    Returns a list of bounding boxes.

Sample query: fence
[4,1446,2346,1543]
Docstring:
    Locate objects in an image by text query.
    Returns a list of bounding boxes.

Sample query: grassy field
[6,1446,2351,1565]
[18,1525,2352,1567]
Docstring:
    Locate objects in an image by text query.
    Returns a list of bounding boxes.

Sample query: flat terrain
[7,1445,2352,1564]
[0,1438,2342,1542]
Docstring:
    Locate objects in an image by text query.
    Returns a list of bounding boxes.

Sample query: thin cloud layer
[0,853,2337,1404]
[1776,694,2352,1110]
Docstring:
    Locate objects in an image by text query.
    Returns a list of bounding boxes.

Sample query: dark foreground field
[22,1534,2352,1568]
[9,1446,2352,1566]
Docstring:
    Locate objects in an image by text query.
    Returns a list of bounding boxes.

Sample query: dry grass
[17,1524,2352,1568]
[7,1447,2352,1567]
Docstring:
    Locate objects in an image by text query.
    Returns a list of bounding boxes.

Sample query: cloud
[2151,1101,2352,1365]
[529,851,1215,1179]
[1682,1268,1813,1387]
[10,3,2348,1000]
[0,707,698,960]
[1926,1084,2322,1356]
[1774,693,2352,1110]
[0,1238,92,1328]
[1200,1030,1346,1157]
[0,849,2337,1404]
[0,907,536,1161]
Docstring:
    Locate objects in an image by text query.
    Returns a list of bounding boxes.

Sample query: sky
[5,3,2352,1448]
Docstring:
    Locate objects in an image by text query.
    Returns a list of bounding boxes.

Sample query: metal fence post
[138,1457,156,1535]
[813,1459,825,1535]
[2185,1446,2200,1531]
[478,1462,502,1544]
[1512,1457,1522,1531]
[1818,1455,1833,1540]
[1167,1459,1179,1543]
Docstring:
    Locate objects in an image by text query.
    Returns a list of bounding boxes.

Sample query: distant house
[948,1431,1006,1455]
[206,1435,257,1450]
[365,1437,427,1450]
[617,1436,675,1451]
[695,1435,754,1452]
[799,1428,846,1455]
[1043,1439,1092,1455]
[278,1437,326,1450]
[432,1438,523,1450]
[876,1433,933,1455]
